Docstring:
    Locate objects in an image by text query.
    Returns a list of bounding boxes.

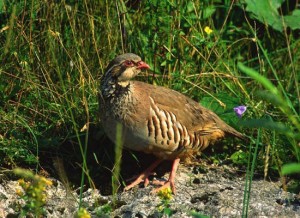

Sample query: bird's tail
[225,125,247,141]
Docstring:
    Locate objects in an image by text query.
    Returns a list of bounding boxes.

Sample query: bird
[99,53,245,194]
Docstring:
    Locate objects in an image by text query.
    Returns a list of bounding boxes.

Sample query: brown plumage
[99,53,245,193]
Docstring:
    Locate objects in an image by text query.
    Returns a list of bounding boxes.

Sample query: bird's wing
[129,81,244,156]
[136,82,231,134]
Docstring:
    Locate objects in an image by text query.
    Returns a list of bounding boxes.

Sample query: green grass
[1,0,299,216]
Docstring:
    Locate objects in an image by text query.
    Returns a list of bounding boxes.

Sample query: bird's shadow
[40,123,172,196]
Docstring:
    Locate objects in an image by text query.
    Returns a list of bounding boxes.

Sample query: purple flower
[234,105,247,118]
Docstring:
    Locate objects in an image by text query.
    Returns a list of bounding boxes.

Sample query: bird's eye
[124,60,134,67]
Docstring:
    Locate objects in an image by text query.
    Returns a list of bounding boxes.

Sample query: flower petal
[234,105,247,117]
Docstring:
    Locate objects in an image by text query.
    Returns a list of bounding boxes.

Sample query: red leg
[152,158,180,194]
[124,159,163,191]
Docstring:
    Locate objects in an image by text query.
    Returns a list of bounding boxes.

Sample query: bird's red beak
[137,61,150,69]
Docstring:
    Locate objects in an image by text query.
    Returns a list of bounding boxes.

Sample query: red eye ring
[124,60,134,66]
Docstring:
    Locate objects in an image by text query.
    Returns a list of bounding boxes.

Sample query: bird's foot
[151,158,180,194]
[123,159,163,191]
[123,158,179,194]
[124,173,151,191]
[151,180,176,194]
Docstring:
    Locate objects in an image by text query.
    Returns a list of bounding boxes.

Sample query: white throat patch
[118,67,137,82]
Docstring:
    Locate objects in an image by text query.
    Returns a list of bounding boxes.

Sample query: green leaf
[284,10,300,30]
[186,1,194,13]
[244,0,300,31]
[203,5,216,19]
[245,0,284,31]
[255,90,284,107]
[160,60,167,66]
[230,150,248,165]
[190,210,210,218]
[200,93,241,113]
[282,163,300,175]
[239,119,294,136]
[163,208,173,216]
[0,1,4,12]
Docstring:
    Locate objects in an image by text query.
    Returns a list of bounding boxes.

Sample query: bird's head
[103,53,150,84]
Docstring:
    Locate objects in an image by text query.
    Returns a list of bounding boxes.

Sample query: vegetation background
[0,0,299,213]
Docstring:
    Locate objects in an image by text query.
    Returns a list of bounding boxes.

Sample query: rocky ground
[1,163,299,218]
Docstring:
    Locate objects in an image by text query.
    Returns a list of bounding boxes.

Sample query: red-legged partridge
[99,53,245,193]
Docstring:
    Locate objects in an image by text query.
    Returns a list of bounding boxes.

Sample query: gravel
[0,164,299,217]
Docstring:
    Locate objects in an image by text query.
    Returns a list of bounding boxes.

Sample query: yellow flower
[74,208,91,218]
[204,26,213,35]
[43,178,53,186]
[157,187,172,201]
[15,188,23,196]
[18,179,25,185]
